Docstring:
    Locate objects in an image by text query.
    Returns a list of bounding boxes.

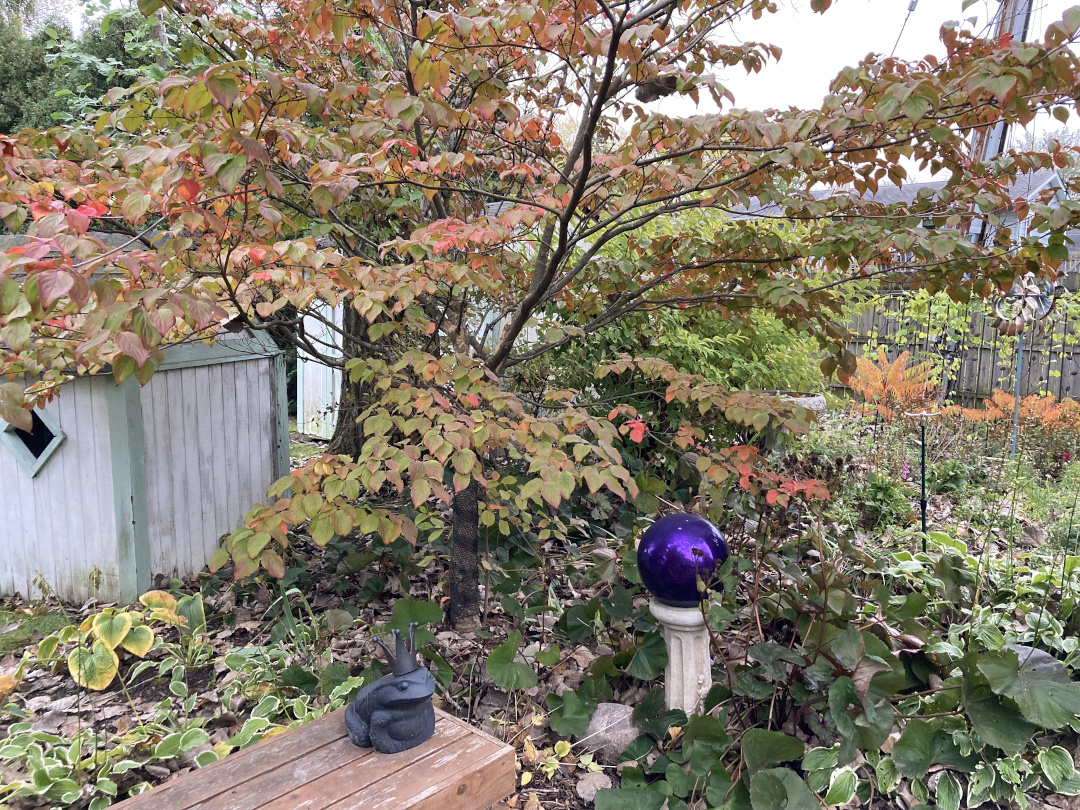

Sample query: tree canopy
[3,0,1080,624]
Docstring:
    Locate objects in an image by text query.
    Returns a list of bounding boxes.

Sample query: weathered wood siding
[141,358,279,581]
[0,377,119,602]
[296,305,341,440]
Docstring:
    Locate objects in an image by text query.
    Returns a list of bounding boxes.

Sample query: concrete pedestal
[649,598,712,715]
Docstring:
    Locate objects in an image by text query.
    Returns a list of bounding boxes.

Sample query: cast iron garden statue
[345,623,436,753]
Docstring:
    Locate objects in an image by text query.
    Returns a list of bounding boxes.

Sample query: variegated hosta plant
[35,590,206,691]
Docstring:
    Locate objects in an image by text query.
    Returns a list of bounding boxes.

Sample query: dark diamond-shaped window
[2,408,66,478]
[13,411,55,458]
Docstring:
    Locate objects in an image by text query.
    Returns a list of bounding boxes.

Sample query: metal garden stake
[906,410,941,553]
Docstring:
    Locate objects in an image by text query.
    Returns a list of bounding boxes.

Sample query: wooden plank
[111,709,514,810]
[404,743,515,810]
[326,732,512,810]
[192,365,212,561]
[220,358,241,531]
[249,715,468,810]
[113,710,349,810]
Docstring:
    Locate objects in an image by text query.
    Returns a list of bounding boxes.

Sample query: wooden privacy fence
[845,290,1080,401]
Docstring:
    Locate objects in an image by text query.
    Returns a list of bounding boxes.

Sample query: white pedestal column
[649,598,712,715]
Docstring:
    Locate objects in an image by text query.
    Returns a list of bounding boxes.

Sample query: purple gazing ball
[637,514,729,607]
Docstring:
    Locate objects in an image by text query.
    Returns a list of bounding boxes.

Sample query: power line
[891,0,919,56]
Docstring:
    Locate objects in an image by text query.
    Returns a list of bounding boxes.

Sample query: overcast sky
[701,1,1077,122]
[649,0,1080,178]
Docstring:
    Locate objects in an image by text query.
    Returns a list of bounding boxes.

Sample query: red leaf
[627,419,647,443]
[36,270,74,308]
[177,179,200,202]
[147,307,176,337]
[115,331,150,367]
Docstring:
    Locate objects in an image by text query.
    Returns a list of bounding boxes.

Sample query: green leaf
[823,767,857,806]
[936,771,961,810]
[802,746,839,773]
[154,732,184,759]
[749,768,820,810]
[389,599,443,629]
[742,729,805,773]
[535,645,560,667]
[623,630,667,681]
[1039,745,1076,789]
[485,631,537,691]
[280,664,320,694]
[215,154,248,193]
[546,690,596,737]
[176,594,207,638]
[593,789,666,810]
[891,720,977,779]
[962,679,1037,754]
[828,675,858,738]
[978,649,1080,729]
[179,729,210,753]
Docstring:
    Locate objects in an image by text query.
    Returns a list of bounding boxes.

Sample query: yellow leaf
[92,612,133,649]
[0,656,26,703]
[139,590,178,611]
[520,771,533,787]
[68,640,120,691]
[120,625,155,657]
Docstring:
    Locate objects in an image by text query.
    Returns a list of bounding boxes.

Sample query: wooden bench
[113,708,516,810]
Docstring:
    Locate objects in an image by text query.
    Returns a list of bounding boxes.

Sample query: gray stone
[1004,644,1069,680]
[780,392,827,417]
[575,703,640,765]
[576,771,613,802]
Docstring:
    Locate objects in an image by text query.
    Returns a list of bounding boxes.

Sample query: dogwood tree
[3,0,1080,625]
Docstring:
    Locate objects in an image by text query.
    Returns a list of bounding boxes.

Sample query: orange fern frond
[849,349,938,420]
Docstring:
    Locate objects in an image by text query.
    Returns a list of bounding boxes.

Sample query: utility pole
[969,0,1038,459]
[969,0,1037,167]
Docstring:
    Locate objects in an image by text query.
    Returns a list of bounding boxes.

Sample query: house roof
[728,168,1065,219]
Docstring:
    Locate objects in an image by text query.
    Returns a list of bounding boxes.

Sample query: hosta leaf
[68,641,119,690]
[91,612,133,649]
[36,634,60,661]
[978,649,1080,729]
[823,767,857,806]
[936,771,961,810]
[120,625,155,657]
[176,594,207,637]
[1039,745,1076,789]
[139,590,177,611]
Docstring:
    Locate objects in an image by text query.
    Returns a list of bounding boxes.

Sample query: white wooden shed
[295,306,342,440]
[0,331,289,605]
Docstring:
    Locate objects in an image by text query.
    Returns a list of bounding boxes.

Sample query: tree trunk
[449,478,481,631]
[328,303,368,456]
